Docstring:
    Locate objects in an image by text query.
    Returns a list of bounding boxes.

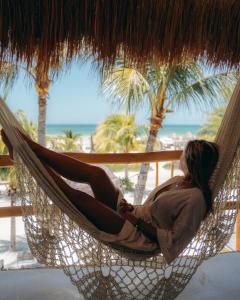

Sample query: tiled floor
[0,252,240,300]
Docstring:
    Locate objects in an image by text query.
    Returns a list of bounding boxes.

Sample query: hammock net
[0,81,240,300]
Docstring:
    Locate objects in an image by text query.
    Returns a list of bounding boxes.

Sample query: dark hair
[184,139,219,217]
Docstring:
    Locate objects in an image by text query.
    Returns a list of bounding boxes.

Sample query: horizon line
[46,123,202,126]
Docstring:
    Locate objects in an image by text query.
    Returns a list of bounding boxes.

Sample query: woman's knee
[91,166,108,181]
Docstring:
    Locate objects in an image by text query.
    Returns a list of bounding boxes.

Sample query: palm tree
[197,107,226,141]
[102,61,238,204]
[48,129,82,152]
[35,72,51,145]
[0,60,65,146]
[0,62,50,145]
[25,66,62,146]
[61,129,82,152]
[94,114,142,179]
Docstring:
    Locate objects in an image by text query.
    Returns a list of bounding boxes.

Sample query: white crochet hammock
[0,80,240,300]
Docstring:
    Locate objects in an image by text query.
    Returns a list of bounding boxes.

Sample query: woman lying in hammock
[1,130,219,263]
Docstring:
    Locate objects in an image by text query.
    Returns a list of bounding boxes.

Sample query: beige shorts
[98,190,159,252]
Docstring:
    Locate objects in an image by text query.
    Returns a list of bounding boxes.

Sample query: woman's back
[129,176,207,263]
[138,176,206,227]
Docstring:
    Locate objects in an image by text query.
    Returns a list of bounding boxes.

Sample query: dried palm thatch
[0,0,240,74]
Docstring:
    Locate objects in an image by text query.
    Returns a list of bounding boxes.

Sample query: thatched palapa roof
[0,0,240,73]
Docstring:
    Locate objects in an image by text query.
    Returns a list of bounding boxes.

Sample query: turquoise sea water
[46,124,201,137]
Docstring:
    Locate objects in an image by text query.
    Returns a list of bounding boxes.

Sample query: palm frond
[102,67,149,113]
[0,61,19,94]
[94,114,141,153]
[166,62,204,99]
[165,71,238,112]
[197,106,226,141]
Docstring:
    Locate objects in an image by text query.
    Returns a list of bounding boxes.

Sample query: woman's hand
[118,199,134,217]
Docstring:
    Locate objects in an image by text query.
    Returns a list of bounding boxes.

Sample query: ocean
[46,124,201,137]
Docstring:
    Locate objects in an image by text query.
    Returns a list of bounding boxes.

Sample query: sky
[4,61,213,126]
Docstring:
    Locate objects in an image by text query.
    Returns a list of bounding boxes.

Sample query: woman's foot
[16,129,48,163]
[1,129,14,160]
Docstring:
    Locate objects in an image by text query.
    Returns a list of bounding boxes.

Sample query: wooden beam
[0,151,182,166]
[0,206,24,217]
[63,150,183,164]
[0,155,13,167]
[0,201,238,218]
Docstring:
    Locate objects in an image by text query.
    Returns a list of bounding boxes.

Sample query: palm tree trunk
[38,95,47,146]
[90,135,95,153]
[35,76,50,146]
[133,127,159,204]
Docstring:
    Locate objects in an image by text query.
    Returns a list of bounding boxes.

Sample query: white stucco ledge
[0,252,240,300]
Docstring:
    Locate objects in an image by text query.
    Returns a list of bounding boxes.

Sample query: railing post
[236,211,240,250]
[10,191,16,251]
[170,161,174,177]
[155,161,159,188]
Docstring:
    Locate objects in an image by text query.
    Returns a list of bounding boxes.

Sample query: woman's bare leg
[33,143,120,210]
[1,130,120,210]
[43,163,125,234]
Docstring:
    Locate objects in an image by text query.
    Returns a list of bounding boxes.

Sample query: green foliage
[47,129,82,152]
[93,114,143,153]
[102,67,149,113]
[62,129,81,140]
[0,168,9,181]
[0,110,37,187]
[107,163,141,172]
[94,114,144,180]
[196,107,226,141]
[102,60,238,116]
[121,176,134,192]
[0,136,10,182]
[0,135,8,155]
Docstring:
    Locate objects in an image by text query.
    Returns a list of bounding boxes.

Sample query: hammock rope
[0,80,240,299]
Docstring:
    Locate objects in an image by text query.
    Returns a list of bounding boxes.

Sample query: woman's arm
[123,212,159,245]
